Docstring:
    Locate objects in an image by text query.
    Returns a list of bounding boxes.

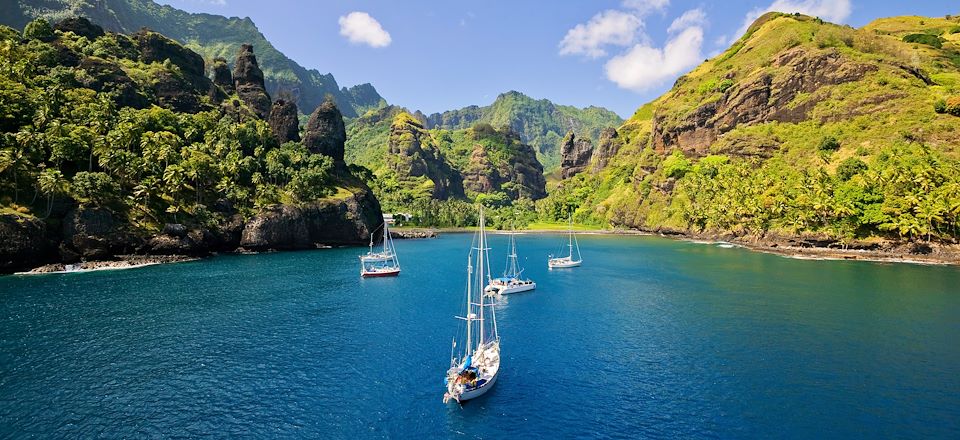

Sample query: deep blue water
[1,233,959,439]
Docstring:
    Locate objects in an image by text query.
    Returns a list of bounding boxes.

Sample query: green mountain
[424,91,623,171]
[0,17,381,272]
[4,0,384,117]
[346,107,547,211]
[547,12,960,244]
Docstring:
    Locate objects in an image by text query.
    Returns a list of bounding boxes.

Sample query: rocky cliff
[424,90,622,170]
[0,18,385,273]
[386,113,465,200]
[269,99,301,144]
[591,128,622,172]
[233,44,272,119]
[3,0,385,117]
[559,131,594,179]
[303,100,348,162]
[651,47,878,158]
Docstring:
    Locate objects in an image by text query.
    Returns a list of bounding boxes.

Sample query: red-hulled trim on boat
[361,269,401,278]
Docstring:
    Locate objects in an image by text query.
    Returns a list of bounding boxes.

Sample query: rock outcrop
[592,128,622,172]
[303,99,347,161]
[462,145,500,194]
[240,186,382,251]
[0,215,56,272]
[232,44,272,119]
[342,83,385,114]
[77,56,147,108]
[60,207,141,261]
[386,113,465,199]
[53,17,104,39]
[652,47,878,157]
[132,29,208,89]
[560,131,593,179]
[269,99,301,144]
[461,129,547,200]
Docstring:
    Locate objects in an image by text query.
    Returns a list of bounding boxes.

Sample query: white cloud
[668,8,707,34]
[732,0,852,42]
[558,10,644,58]
[604,26,704,91]
[338,12,392,48]
[621,0,670,15]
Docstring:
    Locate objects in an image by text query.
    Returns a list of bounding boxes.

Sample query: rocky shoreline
[20,255,198,274]
[436,227,960,266]
[390,228,438,239]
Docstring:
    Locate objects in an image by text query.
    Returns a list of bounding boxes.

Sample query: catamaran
[443,207,500,404]
[359,220,400,277]
[485,229,535,295]
[548,216,582,269]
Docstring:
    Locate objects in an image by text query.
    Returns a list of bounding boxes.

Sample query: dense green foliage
[425,91,622,171]
[536,13,960,243]
[0,21,338,231]
[4,0,381,117]
[903,33,944,49]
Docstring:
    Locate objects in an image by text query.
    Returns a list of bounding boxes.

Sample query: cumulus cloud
[604,23,704,91]
[338,12,392,48]
[558,10,644,58]
[621,0,670,15]
[732,0,852,42]
[667,8,707,33]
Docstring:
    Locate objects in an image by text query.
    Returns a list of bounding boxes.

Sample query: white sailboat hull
[486,282,536,295]
[549,258,581,268]
[458,368,498,401]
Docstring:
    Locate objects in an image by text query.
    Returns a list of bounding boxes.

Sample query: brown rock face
[53,17,104,40]
[303,100,346,161]
[209,56,233,102]
[0,214,56,271]
[133,30,207,88]
[232,44,272,119]
[652,47,878,157]
[239,186,382,250]
[462,145,500,194]
[592,127,622,172]
[560,131,593,179]
[269,99,301,144]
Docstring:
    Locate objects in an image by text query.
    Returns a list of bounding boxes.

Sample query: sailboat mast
[568,216,573,258]
[466,253,472,356]
[477,207,485,347]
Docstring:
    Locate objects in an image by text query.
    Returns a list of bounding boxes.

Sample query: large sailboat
[443,207,500,404]
[359,220,400,277]
[548,216,582,269]
[485,229,535,295]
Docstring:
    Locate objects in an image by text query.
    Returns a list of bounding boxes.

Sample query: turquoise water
[1,234,959,438]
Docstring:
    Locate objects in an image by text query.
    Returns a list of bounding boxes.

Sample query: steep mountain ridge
[424,91,623,170]
[5,0,385,117]
[550,12,960,246]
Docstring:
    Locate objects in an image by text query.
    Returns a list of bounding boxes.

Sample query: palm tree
[37,168,68,218]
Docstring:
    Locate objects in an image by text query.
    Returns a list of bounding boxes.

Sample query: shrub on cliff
[902,33,943,48]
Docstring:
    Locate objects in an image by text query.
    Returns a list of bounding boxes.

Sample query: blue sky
[160,0,959,117]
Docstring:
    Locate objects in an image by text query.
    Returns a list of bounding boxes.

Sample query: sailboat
[443,207,500,404]
[485,228,535,295]
[359,219,401,277]
[548,216,582,269]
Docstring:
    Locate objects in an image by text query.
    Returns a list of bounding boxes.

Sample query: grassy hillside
[5,0,384,117]
[424,91,623,171]
[546,12,960,242]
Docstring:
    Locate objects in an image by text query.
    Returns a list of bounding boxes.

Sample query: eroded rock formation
[560,131,593,179]
[303,99,346,161]
[269,99,301,144]
[386,114,465,199]
[652,47,878,157]
[592,128,622,172]
[232,44,272,119]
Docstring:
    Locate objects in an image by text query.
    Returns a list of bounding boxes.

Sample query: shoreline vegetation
[14,227,957,275]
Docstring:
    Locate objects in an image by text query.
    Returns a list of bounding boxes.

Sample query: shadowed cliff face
[233,44,272,119]
[269,99,301,144]
[560,131,594,179]
[651,47,878,158]
[461,130,547,200]
[303,100,347,162]
[592,128,622,172]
